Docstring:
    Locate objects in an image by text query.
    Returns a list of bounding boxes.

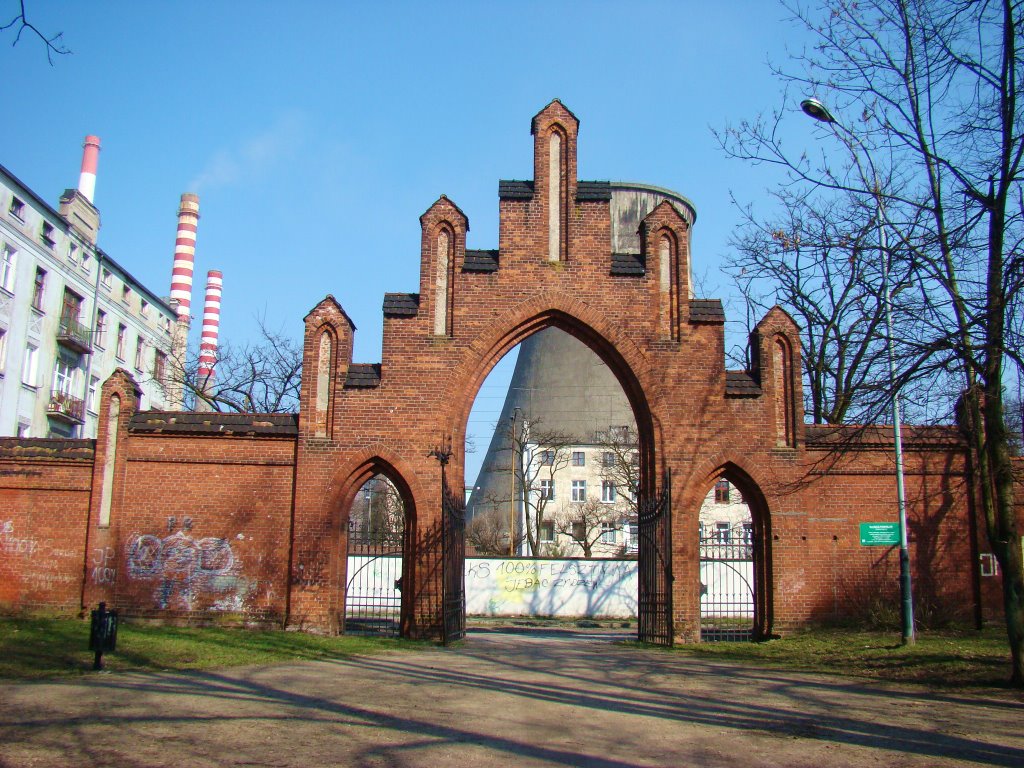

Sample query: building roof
[463,249,500,273]
[382,293,420,317]
[0,161,175,317]
[690,299,725,324]
[345,363,381,388]
[610,252,645,276]
[725,371,761,397]
[805,423,965,450]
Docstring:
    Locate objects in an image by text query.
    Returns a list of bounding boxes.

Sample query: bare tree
[350,475,404,542]
[510,417,576,557]
[173,318,303,413]
[595,425,640,517]
[2,1,69,64]
[466,503,525,556]
[553,500,627,559]
[718,0,1024,684]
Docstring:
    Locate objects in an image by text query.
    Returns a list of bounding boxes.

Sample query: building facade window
[134,337,145,370]
[571,479,587,502]
[715,478,731,504]
[572,451,585,466]
[100,269,112,291]
[67,243,78,264]
[539,479,554,500]
[600,522,617,544]
[601,480,616,503]
[116,324,127,360]
[8,197,25,220]
[141,299,150,320]
[31,268,46,311]
[121,284,132,306]
[40,221,55,248]
[21,344,38,387]
[0,326,7,374]
[602,451,615,467]
[88,375,99,413]
[94,310,107,347]
[715,522,731,543]
[52,352,77,396]
[539,449,555,466]
[540,521,555,542]
[153,350,167,385]
[0,243,15,292]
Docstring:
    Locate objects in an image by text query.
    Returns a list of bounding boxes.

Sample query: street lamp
[800,97,916,645]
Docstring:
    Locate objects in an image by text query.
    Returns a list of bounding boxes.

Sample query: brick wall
[1,100,1019,642]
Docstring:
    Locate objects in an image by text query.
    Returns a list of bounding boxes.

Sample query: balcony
[56,315,93,354]
[47,391,86,425]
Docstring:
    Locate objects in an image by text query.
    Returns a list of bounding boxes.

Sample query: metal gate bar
[638,470,673,646]
[699,522,754,641]
[345,521,403,637]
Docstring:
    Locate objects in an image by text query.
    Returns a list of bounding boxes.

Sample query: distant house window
[1,243,16,292]
[539,479,554,500]
[31,268,46,311]
[715,478,731,504]
[153,350,167,384]
[572,521,586,540]
[21,344,39,387]
[17,420,30,438]
[140,299,150,320]
[80,249,92,272]
[61,288,83,323]
[571,479,587,502]
[742,522,754,544]
[540,521,555,542]
[40,221,55,248]
[88,375,100,413]
[100,269,112,291]
[602,451,615,468]
[715,522,731,544]
[572,451,585,466]
[601,481,616,503]
[8,197,25,220]
[0,326,7,373]
[539,450,555,466]
[134,337,145,370]
[94,310,107,348]
[121,284,132,306]
[116,324,127,360]
[600,522,617,544]
[52,352,76,396]
[67,243,78,264]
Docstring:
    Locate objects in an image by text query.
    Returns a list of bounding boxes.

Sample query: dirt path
[1,627,1022,767]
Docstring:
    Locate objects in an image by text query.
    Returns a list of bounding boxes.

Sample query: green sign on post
[860,522,900,546]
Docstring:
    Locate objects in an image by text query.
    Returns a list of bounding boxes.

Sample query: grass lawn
[670,626,1015,688]
[0,615,419,680]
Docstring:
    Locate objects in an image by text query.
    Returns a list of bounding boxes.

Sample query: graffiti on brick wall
[1,520,38,557]
[0,520,78,592]
[126,531,252,611]
[91,546,116,585]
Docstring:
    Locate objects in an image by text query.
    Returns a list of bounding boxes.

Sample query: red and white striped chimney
[170,194,200,320]
[77,135,101,203]
[197,270,223,383]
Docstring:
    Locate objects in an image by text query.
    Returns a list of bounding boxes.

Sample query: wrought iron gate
[637,471,673,645]
[699,522,755,641]
[441,466,466,645]
[345,518,403,637]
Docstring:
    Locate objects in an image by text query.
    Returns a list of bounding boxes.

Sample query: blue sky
[2,1,820,479]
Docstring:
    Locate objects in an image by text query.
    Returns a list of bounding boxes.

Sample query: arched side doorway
[334,457,418,638]
[696,464,772,641]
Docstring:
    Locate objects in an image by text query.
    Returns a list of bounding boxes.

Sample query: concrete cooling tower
[467,182,696,520]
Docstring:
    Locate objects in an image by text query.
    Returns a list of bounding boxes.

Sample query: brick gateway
[2,101,1020,641]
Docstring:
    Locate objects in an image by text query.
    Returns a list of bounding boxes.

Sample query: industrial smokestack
[197,270,223,386]
[77,135,101,203]
[170,194,200,320]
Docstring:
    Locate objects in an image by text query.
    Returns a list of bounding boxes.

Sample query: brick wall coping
[805,423,965,450]
[128,411,298,436]
[0,438,95,460]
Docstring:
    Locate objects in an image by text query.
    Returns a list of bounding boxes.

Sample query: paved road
[1,627,1022,767]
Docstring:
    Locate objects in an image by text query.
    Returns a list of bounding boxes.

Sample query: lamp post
[509,407,521,557]
[800,97,915,645]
